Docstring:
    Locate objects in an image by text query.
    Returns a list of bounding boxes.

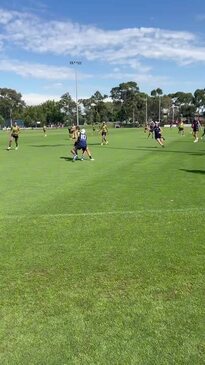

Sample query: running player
[43,125,47,137]
[144,122,148,133]
[7,121,20,150]
[147,121,155,138]
[201,124,205,140]
[192,118,200,142]
[69,123,77,139]
[178,119,185,136]
[99,121,108,145]
[153,122,165,147]
[71,128,94,161]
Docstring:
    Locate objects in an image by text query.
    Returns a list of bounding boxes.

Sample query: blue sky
[0,0,205,105]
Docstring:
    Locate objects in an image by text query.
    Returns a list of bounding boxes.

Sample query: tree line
[0,83,205,127]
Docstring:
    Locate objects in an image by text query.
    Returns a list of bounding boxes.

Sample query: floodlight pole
[145,97,148,123]
[70,61,82,126]
[172,104,175,124]
[158,96,161,123]
[9,107,13,127]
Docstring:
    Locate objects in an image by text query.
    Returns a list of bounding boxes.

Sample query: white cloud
[0,7,204,66]
[102,71,168,85]
[22,92,92,105]
[0,59,91,80]
[43,82,64,90]
[0,6,205,97]
[22,92,60,105]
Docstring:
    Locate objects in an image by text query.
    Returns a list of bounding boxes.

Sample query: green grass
[0,127,204,364]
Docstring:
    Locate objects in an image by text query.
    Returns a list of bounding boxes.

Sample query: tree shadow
[174,139,192,143]
[180,169,205,175]
[102,146,145,151]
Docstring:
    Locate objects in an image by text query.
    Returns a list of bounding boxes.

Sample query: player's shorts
[102,132,107,137]
[155,133,161,139]
[75,143,87,152]
[11,134,18,140]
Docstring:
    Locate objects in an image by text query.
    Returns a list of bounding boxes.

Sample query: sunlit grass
[0,127,204,364]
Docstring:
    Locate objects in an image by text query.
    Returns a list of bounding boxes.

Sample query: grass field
[0,127,204,365]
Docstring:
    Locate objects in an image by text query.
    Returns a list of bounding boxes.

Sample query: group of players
[6,121,109,160]
[179,118,205,143]
[6,117,204,157]
[6,123,47,151]
[144,117,205,146]
[144,121,165,147]
[69,121,109,161]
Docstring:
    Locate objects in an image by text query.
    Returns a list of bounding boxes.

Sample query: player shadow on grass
[87,142,102,146]
[60,156,75,162]
[128,146,205,156]
[180,169,205,175]
[105,146,205,155]
[30,144,67,147]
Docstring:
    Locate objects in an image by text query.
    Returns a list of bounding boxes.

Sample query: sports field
[0,127,204,364]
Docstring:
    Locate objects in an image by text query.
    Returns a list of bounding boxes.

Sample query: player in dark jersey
[192,118,200,142]
[153,122,165,147]
[147,121,155,138]
[71,128,94,161]
[43,125,47,137]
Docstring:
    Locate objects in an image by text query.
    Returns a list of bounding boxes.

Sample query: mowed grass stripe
[0,206,205,219]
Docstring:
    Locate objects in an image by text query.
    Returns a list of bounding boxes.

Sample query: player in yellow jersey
[178,119,185,136]
[99,121,108,145]
[7,122,20,150]
[69,123,77,139]
[43,125,47,137]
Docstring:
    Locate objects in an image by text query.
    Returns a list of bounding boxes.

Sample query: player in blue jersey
[192,118,200,142]
[153,122,165,147]
[71,128,94,161]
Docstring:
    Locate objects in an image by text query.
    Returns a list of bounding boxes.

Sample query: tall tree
[59,92,76,125]
[168,92,196,119]
[110,82,140,122]
[110,82,139,102]
[193,89,205,112]
[0,88,25,121]
[80,91,108,124]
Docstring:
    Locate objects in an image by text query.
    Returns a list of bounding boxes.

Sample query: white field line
[0,207,205,219]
